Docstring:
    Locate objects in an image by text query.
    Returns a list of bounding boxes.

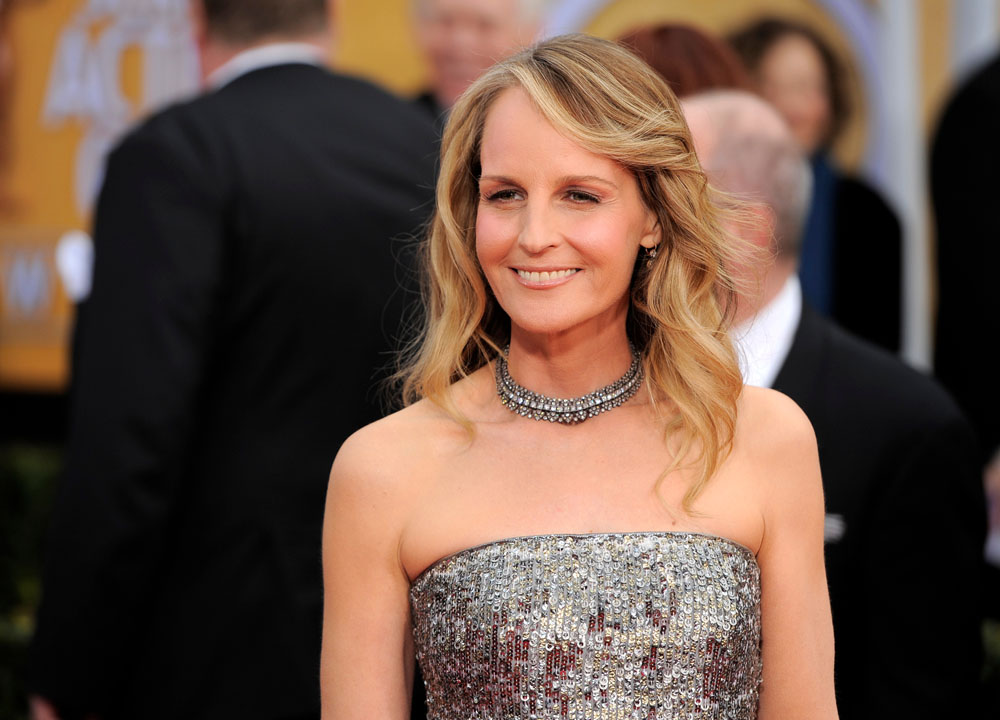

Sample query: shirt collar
[207,42,327,90]
[730,274,803,389]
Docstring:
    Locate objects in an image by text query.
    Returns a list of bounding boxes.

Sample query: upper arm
[74,122,227,469]
[60,125,225,612]
[29,122,227,709]
[321,428,415,720]
[751,392,838,720]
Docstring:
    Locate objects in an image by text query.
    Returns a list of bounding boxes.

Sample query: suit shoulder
[108,94,229,176]
[225,66,438,171]
[834,174,899,229]
[320,71,439,145]
[940,55,1000,122]
[324,71,433,115]
[825,323,967,428]
[233,66,437,137]
[123,84,226,136]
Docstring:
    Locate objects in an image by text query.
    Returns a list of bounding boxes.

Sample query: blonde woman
[321,34,837,720]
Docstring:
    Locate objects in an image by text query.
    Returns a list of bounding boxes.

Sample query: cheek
[475,208,513,276]
[809,93,832,126]
[770,88,804,119]
[570,216,641,275]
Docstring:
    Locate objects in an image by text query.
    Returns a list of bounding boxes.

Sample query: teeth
[517,269,578,282]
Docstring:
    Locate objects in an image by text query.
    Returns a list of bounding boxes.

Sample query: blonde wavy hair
[398,34,745,507]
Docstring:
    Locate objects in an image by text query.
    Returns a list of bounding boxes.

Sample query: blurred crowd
[1,0,998,718]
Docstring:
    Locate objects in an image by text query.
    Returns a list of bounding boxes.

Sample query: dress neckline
[410,530,759,585]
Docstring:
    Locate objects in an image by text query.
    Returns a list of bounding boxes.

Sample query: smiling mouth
[515,268,579,283]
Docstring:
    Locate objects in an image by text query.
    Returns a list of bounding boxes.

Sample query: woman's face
[475,87,660,341]
[756,33,831,155]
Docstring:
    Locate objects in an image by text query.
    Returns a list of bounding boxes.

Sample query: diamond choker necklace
[495,345,644,424]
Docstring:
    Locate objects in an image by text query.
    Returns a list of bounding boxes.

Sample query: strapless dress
[410,532,761,720]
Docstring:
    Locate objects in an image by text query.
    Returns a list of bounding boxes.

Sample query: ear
[189,0,208,48]
[326,0,341,54]
[639,211,662,251]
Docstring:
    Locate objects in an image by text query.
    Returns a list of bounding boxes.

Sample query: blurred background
[1,0,998,717]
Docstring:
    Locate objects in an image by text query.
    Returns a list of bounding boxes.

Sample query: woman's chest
[400,424,766,583]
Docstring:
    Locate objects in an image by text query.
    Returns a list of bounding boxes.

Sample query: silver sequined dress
[410,532,761,720]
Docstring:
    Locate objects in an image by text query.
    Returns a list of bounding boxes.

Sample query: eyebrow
[478,174,619,189]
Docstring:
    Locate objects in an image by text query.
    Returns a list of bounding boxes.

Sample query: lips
[515,268,579,283]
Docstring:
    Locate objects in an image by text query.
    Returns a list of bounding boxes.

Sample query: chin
[507,316,567,337]
[506,310,614,341]
[501,299,627,341]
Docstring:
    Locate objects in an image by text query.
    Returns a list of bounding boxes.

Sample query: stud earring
[645,244,659,267]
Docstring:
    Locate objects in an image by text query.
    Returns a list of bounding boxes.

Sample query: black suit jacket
[773,305,985,719]
[931,53,1000,465]
[29,63,437,719]
[829,175,902,354]
[413,90,448,137]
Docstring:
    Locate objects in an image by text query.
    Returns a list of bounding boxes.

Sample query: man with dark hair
[28,2,437,718]
[685,91,986,720]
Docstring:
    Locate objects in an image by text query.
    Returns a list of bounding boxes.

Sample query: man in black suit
[28,1,437,718]
[932,58,1000,712]
[932,52,1000,469]
[685,90,986,719]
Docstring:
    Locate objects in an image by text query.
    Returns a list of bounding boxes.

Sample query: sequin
[410,532,761,720]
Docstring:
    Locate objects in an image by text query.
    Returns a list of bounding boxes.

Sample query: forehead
[480,88,629,179]
[761,34,826,78]
[420,0,521,22]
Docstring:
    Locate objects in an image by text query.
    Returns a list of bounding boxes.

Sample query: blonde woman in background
[321,34,838,720]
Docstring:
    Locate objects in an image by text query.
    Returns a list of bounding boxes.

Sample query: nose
[517,201,560,255]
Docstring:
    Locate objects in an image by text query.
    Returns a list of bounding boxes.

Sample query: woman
[729,18,902,353]
[321,34,837,720]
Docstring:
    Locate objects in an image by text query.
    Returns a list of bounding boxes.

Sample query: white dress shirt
[729,274,803,389]
[207,42,326,90]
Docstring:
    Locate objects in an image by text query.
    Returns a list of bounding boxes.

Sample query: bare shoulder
[329,371,491,498]
[736,386,817,459]
[335,402,436,468]
[733,386,821,515]
[331,400,449,497]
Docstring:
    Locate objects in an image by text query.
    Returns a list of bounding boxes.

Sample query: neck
[506,319,635,399]
[198,33,329,85]
[733,258,797,326]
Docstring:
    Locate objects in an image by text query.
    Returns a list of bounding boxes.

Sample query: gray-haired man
[684,90,986,719]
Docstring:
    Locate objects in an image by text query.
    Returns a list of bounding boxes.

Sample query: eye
[566,190,600,204]
[482,189,522,202]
